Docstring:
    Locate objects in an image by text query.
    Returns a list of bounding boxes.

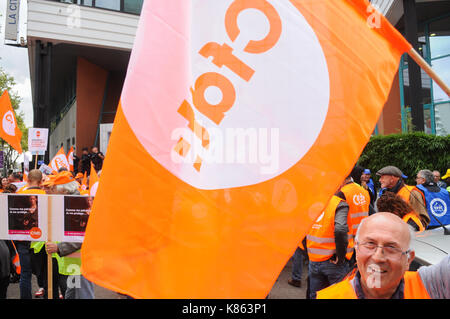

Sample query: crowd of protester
[0,146,103,299]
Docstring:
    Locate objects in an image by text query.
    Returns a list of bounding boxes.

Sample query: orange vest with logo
[306,196,353,262]
[341,183,370,236]
[402,213,425,232]
[316,271,431,299]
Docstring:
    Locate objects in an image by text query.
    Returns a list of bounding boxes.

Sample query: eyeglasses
[356,241,410,258]
[415,176,424,180]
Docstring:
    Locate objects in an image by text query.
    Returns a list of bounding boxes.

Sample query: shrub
[357,132,450,186]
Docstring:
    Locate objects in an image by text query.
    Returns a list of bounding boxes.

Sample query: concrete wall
[49,100,77,159]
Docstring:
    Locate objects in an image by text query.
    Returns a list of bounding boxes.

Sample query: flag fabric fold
[0,90,23,154]
[82,0,412,298]
[49,147,70,172]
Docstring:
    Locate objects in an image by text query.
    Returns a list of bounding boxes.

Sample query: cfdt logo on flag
[122,0,330,190]
[2,111,16,136]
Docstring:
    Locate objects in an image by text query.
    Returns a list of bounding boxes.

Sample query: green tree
[0,67,28,175]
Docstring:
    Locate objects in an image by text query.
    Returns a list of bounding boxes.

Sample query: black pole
[403,0,424,132]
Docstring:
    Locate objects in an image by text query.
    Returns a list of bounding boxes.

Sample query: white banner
[0,195,93,242]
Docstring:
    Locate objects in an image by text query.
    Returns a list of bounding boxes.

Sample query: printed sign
[5,0,21,41]
[0,194,48,241]
[48,195,93,243]
[0,195,93,242]
[28,128,49,154]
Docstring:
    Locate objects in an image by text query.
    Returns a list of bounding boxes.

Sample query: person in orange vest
[376,166,430,228]
[338,173,371,237]
[316,212,450,299]
[306,194,353,299]
[376,191,425,232]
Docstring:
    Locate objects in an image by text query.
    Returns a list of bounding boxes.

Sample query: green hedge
[357,132,450,186]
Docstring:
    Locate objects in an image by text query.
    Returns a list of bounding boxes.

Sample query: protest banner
[0,194,47,241]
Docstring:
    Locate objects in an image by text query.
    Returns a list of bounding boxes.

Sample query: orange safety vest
[10,241,21,275]
[317,271,431,299]
[341,183,370,236]
[402,213,425,232]
[306,196,353,262]
[397,184,425,207]
[17,188,47,195]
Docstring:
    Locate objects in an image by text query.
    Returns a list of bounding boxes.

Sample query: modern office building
[372,0,450,136]
[25,0,142,160]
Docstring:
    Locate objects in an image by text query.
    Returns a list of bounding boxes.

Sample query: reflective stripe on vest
[307,196,353,262]
[341,183,370,236]
[416,184,450,227]
[317,271,431,299]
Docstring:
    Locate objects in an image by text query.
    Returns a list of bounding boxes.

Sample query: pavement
[6,257,308,299]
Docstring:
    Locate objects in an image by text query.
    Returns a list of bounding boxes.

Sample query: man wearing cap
[376,166,430,228]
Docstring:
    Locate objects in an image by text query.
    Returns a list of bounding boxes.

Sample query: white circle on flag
[3,111,16,136]
[90,182,99,197]
[122,0,330,190]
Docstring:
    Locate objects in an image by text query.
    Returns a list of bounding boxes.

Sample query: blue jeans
[15,241,32,299]
[308,259,349,299]
[291,247,304,281]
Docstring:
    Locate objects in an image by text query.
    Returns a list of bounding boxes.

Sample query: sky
[1,0,32,163]
[0,0,33,128]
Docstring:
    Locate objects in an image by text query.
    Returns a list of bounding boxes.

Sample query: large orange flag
[0,90,23,154]
[82,0,412,298]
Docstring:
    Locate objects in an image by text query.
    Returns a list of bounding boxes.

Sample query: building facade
[26,0,142,161]
[4,0,448,165]
[373,0,450,136]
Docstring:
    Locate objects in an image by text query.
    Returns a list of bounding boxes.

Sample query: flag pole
[47,197,53,299]
[407,48,450,98]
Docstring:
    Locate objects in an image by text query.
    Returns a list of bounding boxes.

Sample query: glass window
[124,0,143,14]
[95,0,121,11]
[429,16,450,59]
[435,102,450,136]
[431,56,450,103]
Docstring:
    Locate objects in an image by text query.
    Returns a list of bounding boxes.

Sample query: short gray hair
[54,181,80,195]
[418,169,434,184]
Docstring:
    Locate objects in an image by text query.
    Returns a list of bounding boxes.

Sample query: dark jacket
[0,241,10,279]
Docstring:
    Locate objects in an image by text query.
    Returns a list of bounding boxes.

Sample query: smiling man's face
[355,213,414,299]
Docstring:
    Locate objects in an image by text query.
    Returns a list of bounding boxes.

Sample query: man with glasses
[433,170,447,189]
[316,213,450,299]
